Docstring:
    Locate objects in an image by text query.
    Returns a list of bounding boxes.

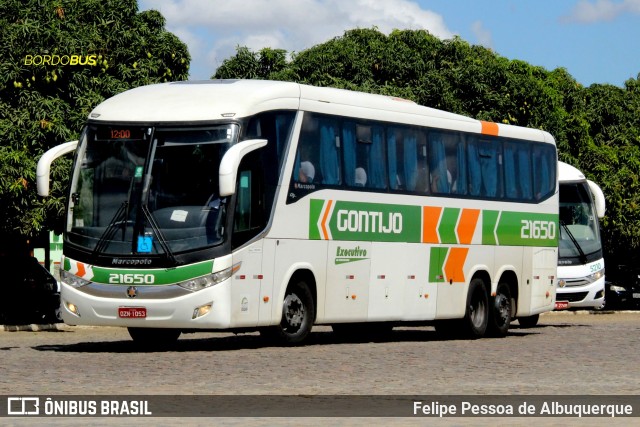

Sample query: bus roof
[88,79,554,143]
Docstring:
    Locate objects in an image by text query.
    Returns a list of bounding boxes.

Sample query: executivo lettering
[335,245,369,265]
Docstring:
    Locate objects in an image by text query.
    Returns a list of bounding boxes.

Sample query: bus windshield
[559,181,602,261]
[66,124,238,257]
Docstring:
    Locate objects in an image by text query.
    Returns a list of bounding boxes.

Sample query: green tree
[214,46,288,80]
[0,0,189,245]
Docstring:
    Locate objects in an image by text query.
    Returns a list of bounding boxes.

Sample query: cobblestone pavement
[1,311,639,426]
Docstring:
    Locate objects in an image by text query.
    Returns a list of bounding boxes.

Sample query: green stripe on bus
[429,247,448,282]
[315,200,422,243]
[495,212,558,247]
[88,260,214,285]
[438,207,460,244]
[309,199,325,240]
[482,210,499,245]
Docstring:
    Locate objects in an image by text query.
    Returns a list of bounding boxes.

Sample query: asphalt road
[1,311,639,426]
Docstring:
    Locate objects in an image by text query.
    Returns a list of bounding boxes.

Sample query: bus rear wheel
[434,278,489,338]
[127,327,181,348]
[463,278,489,338]
[487,283,511,337]
[261,279,315,345]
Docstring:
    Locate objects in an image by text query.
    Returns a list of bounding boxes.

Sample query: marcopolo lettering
[24,54,98,66]
[336,209,403,234]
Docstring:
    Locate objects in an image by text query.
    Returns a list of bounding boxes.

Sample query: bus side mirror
[219,139,267,197]
[37,140,78,197]
[587,179,606,219]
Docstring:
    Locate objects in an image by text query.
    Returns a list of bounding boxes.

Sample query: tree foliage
[214,28,640,263]
[0,0,189,242]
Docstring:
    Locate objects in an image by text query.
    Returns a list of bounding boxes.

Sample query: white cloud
[139,0,454,79]
[471,20,493,48]
[563,0,640,23]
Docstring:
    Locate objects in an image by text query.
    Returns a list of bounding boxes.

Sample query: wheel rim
[469,290,487,329]
[494,293,510,327]
[283,293,305,333]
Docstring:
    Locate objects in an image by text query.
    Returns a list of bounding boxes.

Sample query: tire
[462,278,489,338]
[261,279,315,345]
[487,282,511,337]
[128,327,181,348]
[518,314,539,328]
[434,278,488,338]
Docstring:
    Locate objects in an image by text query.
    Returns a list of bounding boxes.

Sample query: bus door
[520,247,557,313]
[368,242,406,320]
[401,243,437,321]
[229,168,266,327]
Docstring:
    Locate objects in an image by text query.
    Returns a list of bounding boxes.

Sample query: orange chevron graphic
[457,209,480,244]
[77,261,86,278]
[321,199,333,240]
[444,247,469,283]
[422,206,442,243]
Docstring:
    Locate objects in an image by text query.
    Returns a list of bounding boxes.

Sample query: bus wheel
[518,314,539,328]
[487,283,511,337]
[463,278,489,338]
[262,280,315,345]
[127,327,181,348]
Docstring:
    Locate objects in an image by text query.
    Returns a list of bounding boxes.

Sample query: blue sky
[139,0,640,87]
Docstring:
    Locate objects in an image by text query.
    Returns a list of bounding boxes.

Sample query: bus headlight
[587,268,605,283]
[177,266,233,292]
[60,269,90,288]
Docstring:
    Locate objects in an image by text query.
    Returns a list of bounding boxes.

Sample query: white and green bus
[37,80,558,345]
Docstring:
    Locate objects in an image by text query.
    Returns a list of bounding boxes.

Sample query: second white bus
[556,161,606,310]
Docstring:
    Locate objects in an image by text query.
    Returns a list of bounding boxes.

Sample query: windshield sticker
[137,235,153,253]
[170,210,188,222]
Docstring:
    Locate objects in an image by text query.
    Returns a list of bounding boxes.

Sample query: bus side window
[467,137,503,198]
[369,126,387,189]
[388,127,418,192]
[232,152,266,249]
[428,132,451,194]
[294,114,340,186]
[533,145,556,201]
[415,135,429,194]
[504,141,532,201]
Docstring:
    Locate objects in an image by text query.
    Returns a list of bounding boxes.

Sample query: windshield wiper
[560,220,588,264]
[92,201,129,257]
[141,205,180,266]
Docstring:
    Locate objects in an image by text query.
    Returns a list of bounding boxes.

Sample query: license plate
[118,307,147,318]
[633,293,640,299]
[555,301,569,310]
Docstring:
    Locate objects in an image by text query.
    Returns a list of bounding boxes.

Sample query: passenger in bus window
[430,161,451,193]
[299,160,315,183]
[355,167,367,187]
